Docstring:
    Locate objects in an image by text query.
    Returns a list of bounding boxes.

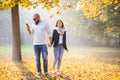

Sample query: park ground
[0,46,120,80]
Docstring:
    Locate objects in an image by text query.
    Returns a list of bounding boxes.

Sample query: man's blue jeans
[34,45,48,73]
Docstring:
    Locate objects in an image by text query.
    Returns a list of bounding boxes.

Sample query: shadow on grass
[59,74,71,80]
[14,61,58,80]
[91,52,120,66]
[51,73,71,80]
[14,61,39,80]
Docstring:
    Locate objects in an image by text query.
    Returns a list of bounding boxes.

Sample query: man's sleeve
[46,23,52,37]
[30,25,34,34]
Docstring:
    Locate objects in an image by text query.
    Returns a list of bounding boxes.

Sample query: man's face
[33,15,40,25]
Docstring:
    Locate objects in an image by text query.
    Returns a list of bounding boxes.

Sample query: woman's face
[57,20,63,28]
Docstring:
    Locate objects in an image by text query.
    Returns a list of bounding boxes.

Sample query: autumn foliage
[0,48,120,80]
[0,0,59,10]
[77,0,120,20]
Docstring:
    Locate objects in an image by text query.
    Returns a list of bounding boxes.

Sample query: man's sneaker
[56,71,61,75]
[45,72,51,77]
[37,72,41,76]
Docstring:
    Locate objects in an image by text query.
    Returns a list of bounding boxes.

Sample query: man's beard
[35,21,39,25]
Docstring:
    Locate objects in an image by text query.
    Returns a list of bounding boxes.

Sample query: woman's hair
[55,20,64,28]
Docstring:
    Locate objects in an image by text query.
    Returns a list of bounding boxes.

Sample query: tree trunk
[118,33,120,47]
[115,37,117,48]
[11,5,22,61]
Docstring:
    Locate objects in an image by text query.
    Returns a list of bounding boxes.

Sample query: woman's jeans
[53,44,64,71]
[34,45,48,73]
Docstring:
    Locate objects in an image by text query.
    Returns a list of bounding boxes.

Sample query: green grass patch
[0,45,120,57]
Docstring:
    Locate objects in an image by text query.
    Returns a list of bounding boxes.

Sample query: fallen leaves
[0,53,120,80]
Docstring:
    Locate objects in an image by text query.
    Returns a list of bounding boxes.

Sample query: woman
[51,20,68,75]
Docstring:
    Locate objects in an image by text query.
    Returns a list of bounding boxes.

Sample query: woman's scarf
[56,27,65,35]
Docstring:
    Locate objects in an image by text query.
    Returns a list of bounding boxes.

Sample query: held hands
[66,49,69,52]
[48,43,52,47]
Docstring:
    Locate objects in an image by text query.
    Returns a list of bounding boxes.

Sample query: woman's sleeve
[51,30,55,45]
[64,31,68,50]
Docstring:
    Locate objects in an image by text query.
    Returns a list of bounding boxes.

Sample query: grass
[0,46,120,80]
